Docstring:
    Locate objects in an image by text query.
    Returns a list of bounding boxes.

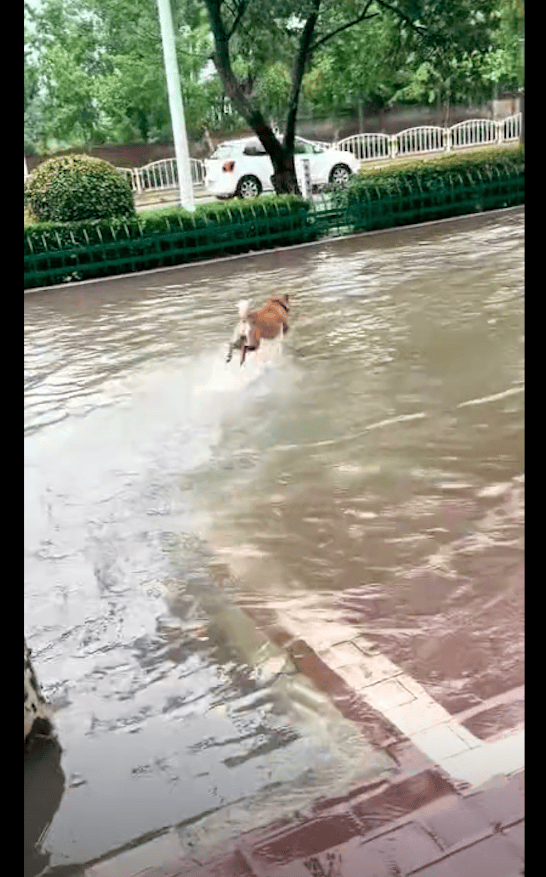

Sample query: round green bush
[24,154,135,223]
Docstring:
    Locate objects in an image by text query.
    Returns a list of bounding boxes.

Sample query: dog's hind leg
[240,327,259,366]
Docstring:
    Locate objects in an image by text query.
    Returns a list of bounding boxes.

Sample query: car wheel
[236,175,262,199]
[329,164,352,187]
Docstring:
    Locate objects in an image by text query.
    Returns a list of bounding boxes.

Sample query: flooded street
[24,209,524,875]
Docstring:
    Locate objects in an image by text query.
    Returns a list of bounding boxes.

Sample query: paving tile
[430,833,523,877]
[261,859,320,877]
[279,824,444,877]
[385,739,439,780]
[503,820,524,858]
[417,794,491,850]
[439,729,524,788]
[443,722,482,750]
[382,698,451,736]
[264,835,389,877]
[361,678,417,710]
[240,812,361,874]
[465,771,525,830]
[410,724,475,763]
[461,699,525,741]
[326,637,403,672]
[234,816,301,858]
[195,850,257,877]
[358,822,443,876]
[407,859,460,877]
[310,777,390,816]
[337,656,404,690]
[395,676,431,700]
[318,640,374,671]
[352,770,455,832]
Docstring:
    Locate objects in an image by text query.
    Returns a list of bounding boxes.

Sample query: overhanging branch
[226,0,249,40]
[284,0,322,149]
[310,2,379,53]
[374,0,427,37]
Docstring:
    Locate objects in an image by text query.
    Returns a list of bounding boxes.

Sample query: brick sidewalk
[85,610,524,877]
[87,766,523,877]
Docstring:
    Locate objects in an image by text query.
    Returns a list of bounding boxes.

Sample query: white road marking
[456,385,523,408]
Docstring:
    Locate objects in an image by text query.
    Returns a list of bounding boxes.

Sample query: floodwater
[24,209,524,875]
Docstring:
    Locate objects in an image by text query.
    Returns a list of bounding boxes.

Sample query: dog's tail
[238,299,250,319]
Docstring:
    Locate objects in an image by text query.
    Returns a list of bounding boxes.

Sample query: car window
[243,144,268,156]
[212,145,236,159]
[294,141,325,155]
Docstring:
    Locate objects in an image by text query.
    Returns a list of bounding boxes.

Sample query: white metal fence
[334,132,391,161]
[120,157,206,193]
[119,114,521,194]
[336,113,521,162]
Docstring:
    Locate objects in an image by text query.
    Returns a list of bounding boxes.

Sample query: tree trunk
[271,167,299,195]
[204,0,317,197]
[443,94,451,128]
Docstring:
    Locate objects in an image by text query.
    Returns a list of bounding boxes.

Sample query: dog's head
[271,294,289,312]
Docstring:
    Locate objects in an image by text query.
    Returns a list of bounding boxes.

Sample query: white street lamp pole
[156,0,195,211]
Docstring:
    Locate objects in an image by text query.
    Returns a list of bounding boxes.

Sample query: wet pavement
[25,209,524,876]
[83,759,523,876]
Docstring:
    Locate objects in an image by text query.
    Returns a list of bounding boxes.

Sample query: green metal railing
[24,168,524,291]
[24,204,316,290]
[316,166,524,236]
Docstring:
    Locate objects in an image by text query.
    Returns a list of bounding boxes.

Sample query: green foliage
[303,12,402,113]
[347,145,524,201]
[24,193,316,288]
[24,0,525,155]
[24,194,312,258]
[254,62,293,127]
[24,156,524,290]
[24,0,215,151]
[482,0,524,88]
[24,154,135,223]
[303,0,505,114]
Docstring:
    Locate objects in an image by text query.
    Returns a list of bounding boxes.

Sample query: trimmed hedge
[24,195,316,289]
[24,154,135,223]
[23,147,524,290]
[353,145,524,190]
[344,145,524,230]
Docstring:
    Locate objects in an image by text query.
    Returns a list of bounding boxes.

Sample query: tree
[23,0,215,151]
[385,2,507,120]
[301,13,405,122]
[482,0,524,92]
[24,4,44,154]
[201,0,499,195]
[24,0,510,162]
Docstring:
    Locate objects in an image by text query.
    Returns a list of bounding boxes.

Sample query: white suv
[204,136,360,199]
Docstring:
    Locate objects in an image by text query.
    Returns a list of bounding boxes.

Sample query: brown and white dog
[226,295,290,365]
